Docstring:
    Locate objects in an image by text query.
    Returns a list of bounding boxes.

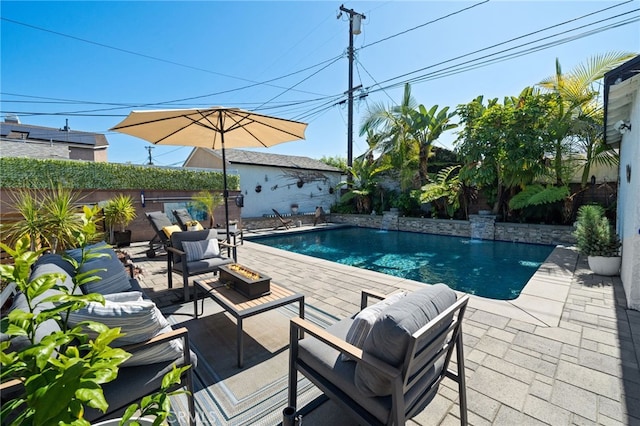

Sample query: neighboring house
[183,148,342,218]
[604,55,640,311]
[0,116,109,162]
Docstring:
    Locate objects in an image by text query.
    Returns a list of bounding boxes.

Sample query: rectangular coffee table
[193,277,304,368]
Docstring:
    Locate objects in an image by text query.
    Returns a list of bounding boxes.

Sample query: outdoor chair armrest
[0,378,23,394]
[122,326,193,367]
[290,317,400,380]
[166,246,186,257]
[218,240,239,249]
[360,289,388,310]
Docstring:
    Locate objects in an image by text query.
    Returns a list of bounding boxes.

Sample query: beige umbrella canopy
[110,106,308,236]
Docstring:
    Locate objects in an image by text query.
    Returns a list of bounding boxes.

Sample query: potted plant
[190,190,223,229]
[573,204,622,276]
[1,207,190,425]
[103,194,137,247]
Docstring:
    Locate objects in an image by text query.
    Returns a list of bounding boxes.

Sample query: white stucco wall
[236,164,340,218]
[618,84,640,311]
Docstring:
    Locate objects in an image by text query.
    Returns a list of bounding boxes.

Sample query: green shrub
[0,157,238,191]
[573,205,621,257]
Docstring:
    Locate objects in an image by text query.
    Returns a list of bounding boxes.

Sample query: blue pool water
[250,227,555,300]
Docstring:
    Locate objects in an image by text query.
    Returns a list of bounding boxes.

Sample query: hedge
[0,157,239,191]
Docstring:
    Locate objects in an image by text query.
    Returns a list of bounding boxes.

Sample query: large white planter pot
[587,256,621,276]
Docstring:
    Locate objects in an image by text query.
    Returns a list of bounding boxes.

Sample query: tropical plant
[103,194,137,233]
[0,207,130,425]
[360,83,457,187]
[536,52,634,186]
[338,156,391,214]
[455,90,554,218]
[573,204,621,257]
[416,165,463,218]
[190,190,224,228]
[2,185,86,253]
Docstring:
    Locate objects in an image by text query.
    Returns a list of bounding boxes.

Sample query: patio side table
[193,277,305,368]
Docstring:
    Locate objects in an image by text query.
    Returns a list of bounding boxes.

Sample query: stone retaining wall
[322,213,575,245]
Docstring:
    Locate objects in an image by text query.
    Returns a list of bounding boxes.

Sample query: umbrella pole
[220,127,231,246]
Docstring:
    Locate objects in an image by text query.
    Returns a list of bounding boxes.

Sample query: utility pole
[146,146,155,165]
[339,4,365,169]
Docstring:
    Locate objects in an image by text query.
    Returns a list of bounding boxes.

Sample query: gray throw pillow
[341,291,407,362]
[354,283,457,397]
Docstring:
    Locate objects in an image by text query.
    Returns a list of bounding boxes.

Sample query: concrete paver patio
[128,229,640,425]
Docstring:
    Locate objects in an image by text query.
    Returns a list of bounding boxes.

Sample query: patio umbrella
[110,107,307,238]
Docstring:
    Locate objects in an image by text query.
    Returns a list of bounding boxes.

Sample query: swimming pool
[249,227,555,300]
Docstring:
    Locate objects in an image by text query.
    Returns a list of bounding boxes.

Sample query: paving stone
[506,318,537,333]
[534,325,581,346]
[481,354,536,384]
[599,395,624,422]
[568,309,600,326]
[523,395,571,425]
[468,310,510,329]
[580,338,599,351]
[493,405,547,425]
[582,327,620,347]
[577,348,622,377]
[467,348,487,365]
[550,380,598,421]
[486,327,516,343]
[513,331,562,358]
[471,335,510,359]
[467,366,529,411]
[555,360,621,401]
[503,349,557,378]
[465,388,501,423]
[529,379,553,401]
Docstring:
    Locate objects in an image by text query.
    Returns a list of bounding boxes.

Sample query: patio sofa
[0,242,196,425]
[288,284,469,425]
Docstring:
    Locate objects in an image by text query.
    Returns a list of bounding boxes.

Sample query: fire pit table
[193,270,304,368]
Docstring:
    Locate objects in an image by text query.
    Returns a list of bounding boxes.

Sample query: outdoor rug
[162,298,337,426]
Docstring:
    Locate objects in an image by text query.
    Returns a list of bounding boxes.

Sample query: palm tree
[536,52,635,185]
[338,156,391,214]
[360,83,457,187]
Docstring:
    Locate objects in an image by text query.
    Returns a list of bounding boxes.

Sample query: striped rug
[165,300,337,426]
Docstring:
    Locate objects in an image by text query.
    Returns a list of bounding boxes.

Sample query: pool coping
[244,228,576,327]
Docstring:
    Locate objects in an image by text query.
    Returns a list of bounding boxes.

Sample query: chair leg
[288,322,299,410]
[167,254,173,289]
[456,329,468,426]
[183,274,190,302]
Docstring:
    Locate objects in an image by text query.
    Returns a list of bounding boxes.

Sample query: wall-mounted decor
[627,164,632,183]
[297,179,304,188]
[255,184,262,193]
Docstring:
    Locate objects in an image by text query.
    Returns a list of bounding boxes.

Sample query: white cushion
[182,239,220,262]
[340,291,407,361]
[67,298,183,366]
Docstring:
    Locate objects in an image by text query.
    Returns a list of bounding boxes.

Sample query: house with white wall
[604,55,640,311]
[183,148,342,218]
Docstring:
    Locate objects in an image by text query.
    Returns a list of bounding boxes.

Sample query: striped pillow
[67,297,183,366]
[182,239,220,262]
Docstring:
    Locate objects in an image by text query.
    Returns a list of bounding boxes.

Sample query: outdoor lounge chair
[145,211,177,258]
[167,228,235,302]
[313,206,327,226]
[288,285,469,425]
[272,208,293,230]
[173,208,198,231]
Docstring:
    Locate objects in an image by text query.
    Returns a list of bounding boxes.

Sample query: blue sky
[1,1,638,167]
